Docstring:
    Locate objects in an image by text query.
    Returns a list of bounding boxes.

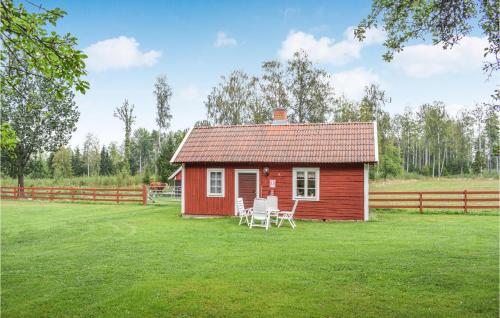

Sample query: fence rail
[1,186,148,205]
[369,190,499,213]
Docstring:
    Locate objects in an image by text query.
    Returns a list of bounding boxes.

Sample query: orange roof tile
[171,122,377,164]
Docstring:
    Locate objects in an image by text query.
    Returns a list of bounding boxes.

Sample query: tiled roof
[171,122,377,164]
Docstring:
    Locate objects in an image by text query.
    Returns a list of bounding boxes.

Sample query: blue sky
[40,0,497,147]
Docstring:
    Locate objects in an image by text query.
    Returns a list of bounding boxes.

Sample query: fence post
[93,189,96,202]
[463,190,468,214]
[419,192,423,214]
[31,186,34,199]
[142,185,147,206]
[116,189,120,204]
[14,186,18,199]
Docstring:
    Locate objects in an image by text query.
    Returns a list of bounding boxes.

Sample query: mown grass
[1,200,498,317]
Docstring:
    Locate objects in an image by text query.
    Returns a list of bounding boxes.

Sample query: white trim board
[181,163,186,214]
[292,167,320,201]
[234,169,260,215]
[207,168,225,197]
[168,166,183,180]
[364,164,369,221]
[373,121,379,163]
[170,126,194,164]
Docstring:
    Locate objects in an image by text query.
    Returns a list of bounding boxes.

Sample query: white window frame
[207,168,225,197]
[292,167,320,201]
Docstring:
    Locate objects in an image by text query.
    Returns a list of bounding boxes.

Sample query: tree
[99,145,113,176]
[287,50,332,123]
[131,128,154,175]
[82,133,100,176]
[260,60,288,117]
[71,146,85,177]
[379,141,402,179]
[52,147,72,179]
[355,0,499,76]
[153,75,173,138]
[0,0,89,97]
[1,61,79,189]
[359,84,390,122]
[114,99,136,173]
[484,104,499,172]
[153,75,172,175]
[157,130,186,182]
[108,142,124,173]
[0,123,16,153]
[206,70,256,125]
[332,95,360,122]
[28,152,49,178]
[472,146,487,174]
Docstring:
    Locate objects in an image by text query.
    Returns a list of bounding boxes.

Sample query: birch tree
[114,100,135,173]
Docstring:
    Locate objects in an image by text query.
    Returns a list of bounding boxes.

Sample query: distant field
[1,200,498,317]
[371,177,499,192]
[1,175,145,188]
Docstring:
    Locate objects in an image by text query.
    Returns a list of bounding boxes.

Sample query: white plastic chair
[277,200,298,229]
[266,195,279,224]
[250,198,270,230]
[237,198,251,226]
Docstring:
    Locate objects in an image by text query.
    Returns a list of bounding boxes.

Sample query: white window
[207,168,225,197]
[293,168,319,201]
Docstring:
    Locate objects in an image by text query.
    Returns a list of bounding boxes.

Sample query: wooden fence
[369,190,499,213]
[1,186,148,205]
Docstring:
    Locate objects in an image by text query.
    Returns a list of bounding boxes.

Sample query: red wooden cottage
[170,109,378,221]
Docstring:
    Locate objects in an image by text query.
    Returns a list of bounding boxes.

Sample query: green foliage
[206,70,261,125]
[0,123,17,153]
[99,146,113,176]
[472,148,487,174]
[71,147,85,177]
[355,0,497,75]
[27,153,50,179]
[378,141,403,179]
[154,75,173,132]
[1,55,79,187]
[156,130,186,183]
[131,128,154,175]
[114,100,135,173]
[205,51,332,125]
[0,0,89,96]
[83,133,100,176]
[52,147,72,179]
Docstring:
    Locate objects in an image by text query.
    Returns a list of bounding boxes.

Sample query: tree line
[199,50,499,178]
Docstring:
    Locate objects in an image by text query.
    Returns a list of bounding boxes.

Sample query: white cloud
[392,36,489,78]
[331,67,382,99]
[214,32,237,48]
[179,86,203,102]
[278,26,385,65]
[84,36,161,72]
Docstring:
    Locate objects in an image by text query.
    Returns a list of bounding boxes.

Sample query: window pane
[296,178,305,189]
[209,171,223,194]
[297,187,305,196]
[307,187,315,197]
[297,171,305,179]
[307,175,316,195]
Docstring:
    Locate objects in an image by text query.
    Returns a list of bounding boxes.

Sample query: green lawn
[371,177,499,192]
[1,200,498,317]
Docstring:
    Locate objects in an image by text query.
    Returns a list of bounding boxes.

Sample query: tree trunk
[17,170,25,197]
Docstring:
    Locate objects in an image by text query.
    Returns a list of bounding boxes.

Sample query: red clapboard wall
[183,163,365,220]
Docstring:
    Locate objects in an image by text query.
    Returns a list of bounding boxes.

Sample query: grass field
[1,200,498,317]
[371,177,499,192]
